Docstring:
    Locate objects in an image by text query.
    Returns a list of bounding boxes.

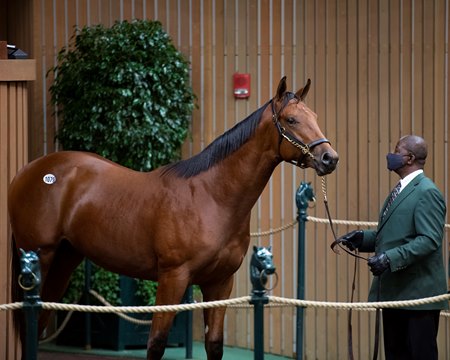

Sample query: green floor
[40,342,292,360]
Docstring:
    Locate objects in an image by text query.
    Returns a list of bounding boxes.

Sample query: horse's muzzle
[314,150,339,176]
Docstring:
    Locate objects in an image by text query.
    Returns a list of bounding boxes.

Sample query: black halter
[271,94,330,167]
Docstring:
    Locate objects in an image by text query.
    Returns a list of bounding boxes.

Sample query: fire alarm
[233,73,251,99]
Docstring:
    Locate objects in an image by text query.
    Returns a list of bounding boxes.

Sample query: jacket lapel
[378,173,425,229]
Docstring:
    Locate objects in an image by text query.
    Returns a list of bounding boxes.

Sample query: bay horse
[9,77,338,360]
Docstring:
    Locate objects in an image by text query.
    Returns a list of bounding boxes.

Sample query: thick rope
[250,220,298,237]
[0,302,23,311]
[268,293,450,310]
[39,296,251,313]
[2,294,448,314]
[250,216,450,236]
[89,289,152,325]
[39,311,74,344]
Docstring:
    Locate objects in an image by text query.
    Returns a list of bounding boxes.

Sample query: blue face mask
[386,153,407,171]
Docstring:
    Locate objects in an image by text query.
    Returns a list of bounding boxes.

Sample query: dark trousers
[382,309,440,360]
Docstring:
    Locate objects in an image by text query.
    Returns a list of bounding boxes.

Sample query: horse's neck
[202,122,280,211]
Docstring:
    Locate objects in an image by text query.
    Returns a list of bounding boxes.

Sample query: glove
[337,230,363,251]
[368,253,390,276]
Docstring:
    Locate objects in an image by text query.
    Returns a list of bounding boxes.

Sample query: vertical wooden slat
[0,81,10,360]
[356,0,374,358]
[412,0,424,134]
[401,0,413,135]
[389,0,401,143]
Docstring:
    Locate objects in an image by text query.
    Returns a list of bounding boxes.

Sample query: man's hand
[368,253,390,276]
[336,230,363,251]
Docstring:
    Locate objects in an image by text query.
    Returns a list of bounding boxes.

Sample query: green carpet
[39,341,292,359]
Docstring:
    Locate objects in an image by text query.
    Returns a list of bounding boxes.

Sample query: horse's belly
[69,230,158,281]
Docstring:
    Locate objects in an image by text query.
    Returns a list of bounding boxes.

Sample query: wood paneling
[0,60,34,360]
[1,0,449,359]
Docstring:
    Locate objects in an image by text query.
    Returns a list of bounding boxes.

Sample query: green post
[84,260,92,350]
[185,286,193,359]
[19,250,42,360]
[295,182,315,360]
[250,293,268,360]
[249,246,276,360]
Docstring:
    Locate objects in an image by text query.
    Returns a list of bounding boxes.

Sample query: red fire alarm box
[233,73,251,99]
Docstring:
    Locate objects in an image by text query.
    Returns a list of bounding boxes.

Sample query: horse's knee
[146,334,167,360]
[205,338,224,360]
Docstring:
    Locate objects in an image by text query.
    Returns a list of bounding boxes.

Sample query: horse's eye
[286,117,297,125]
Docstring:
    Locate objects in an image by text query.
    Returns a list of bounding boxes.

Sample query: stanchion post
[249,246,276,360]
[295,182,315,360]
[19,250,42,360]
[250,284,269,360]
[84,260,92,350]
[185,286,193,359]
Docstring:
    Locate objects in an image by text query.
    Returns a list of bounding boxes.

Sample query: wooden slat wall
[0,60,35,360]
[1,0,448,359]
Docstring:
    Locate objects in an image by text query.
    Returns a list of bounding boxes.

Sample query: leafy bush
[50,19,195,305]
[49,19,195,171]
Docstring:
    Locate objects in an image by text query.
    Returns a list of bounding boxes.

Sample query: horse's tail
[11,235,23,341]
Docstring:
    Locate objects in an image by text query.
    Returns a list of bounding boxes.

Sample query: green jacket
[360,173,448,310]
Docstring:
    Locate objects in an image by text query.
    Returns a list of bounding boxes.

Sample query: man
[338,135,448,360]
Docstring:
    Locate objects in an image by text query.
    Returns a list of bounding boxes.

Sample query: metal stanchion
[295,182,315,360]
[84,260,92,350]
[185,286,193,359]
[249,246,276,360]
[19,249,42,360]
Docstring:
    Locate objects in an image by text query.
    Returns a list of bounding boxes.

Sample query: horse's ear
[275,76,287,100]
[295,79,311,101]
[268,246,272,252]
[253,245,257,251]
[20,248,26,256]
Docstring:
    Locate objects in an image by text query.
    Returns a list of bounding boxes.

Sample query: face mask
[386,153,407,171]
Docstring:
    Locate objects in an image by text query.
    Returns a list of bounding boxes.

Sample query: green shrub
[49,19,195,171]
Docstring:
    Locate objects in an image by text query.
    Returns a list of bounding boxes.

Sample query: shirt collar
[399,169,423,191]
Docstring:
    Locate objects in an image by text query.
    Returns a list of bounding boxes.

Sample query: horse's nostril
[321,152,339,166]
[321,152,332,165]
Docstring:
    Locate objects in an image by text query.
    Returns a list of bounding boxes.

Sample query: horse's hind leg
[200,276,234,360]
[38,240,83,335]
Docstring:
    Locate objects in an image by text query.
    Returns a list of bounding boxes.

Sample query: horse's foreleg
[201,276,234,360]
[147,271,189,360]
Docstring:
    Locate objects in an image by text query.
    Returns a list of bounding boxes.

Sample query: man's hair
[400,135,427,165]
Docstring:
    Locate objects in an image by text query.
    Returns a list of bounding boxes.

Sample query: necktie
[382,182,401,219]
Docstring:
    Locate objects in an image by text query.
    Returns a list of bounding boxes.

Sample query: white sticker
[43,174,57,184]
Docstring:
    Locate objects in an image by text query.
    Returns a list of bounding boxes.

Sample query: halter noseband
[271,94,330,168]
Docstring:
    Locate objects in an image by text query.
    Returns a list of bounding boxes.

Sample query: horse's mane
[162,99,273,178]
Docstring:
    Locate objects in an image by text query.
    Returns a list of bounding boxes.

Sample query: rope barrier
[2,293,449,314]
[250,216,450,236]
[89,289,153,325]
[0,302,23,312]
[250,219,298,237]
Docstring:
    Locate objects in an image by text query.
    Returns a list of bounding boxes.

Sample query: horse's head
[250,246,276,292]
[272,77,339,176]
[18,249,41,295]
